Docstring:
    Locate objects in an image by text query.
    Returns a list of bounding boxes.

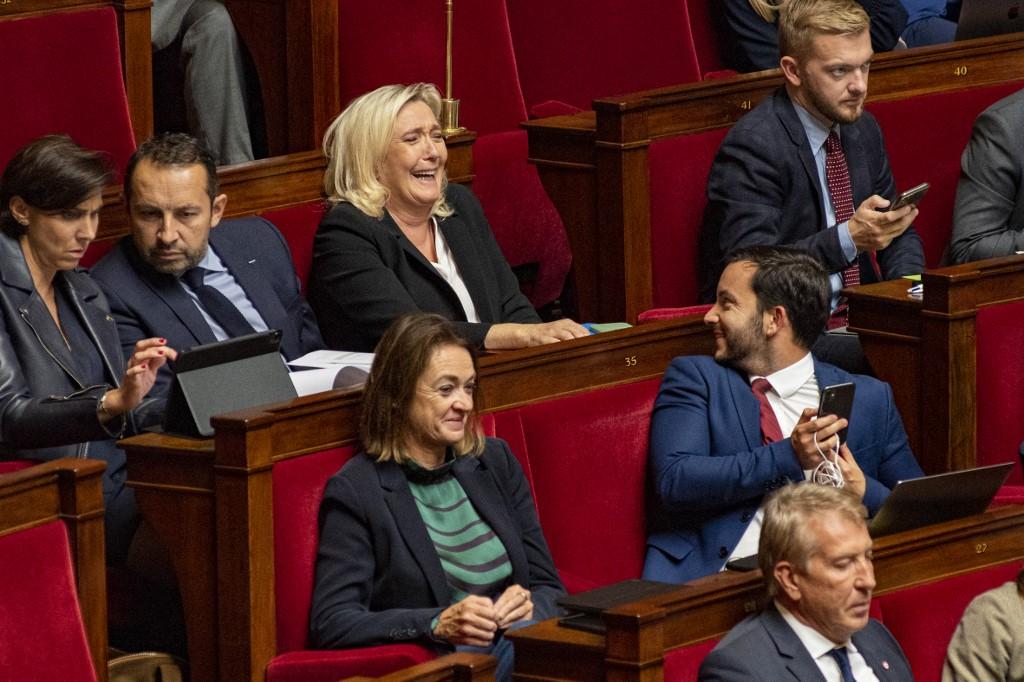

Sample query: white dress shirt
[431,218,480,324]
[728,353,819,562]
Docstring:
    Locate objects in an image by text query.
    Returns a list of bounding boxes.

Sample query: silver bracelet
[97,391,113,419]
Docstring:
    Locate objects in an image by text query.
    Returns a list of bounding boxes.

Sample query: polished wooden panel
[121,316,713,680]
[510,506,1024,680]
[524,34,1024,321]
[848,255,1024,475]
[114,0,153,143]
[223,0,339,155]
[0,459,108,681]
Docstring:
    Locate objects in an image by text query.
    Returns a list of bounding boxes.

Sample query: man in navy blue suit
[701,0,924,373]
[699,483,913,681]
[644,246,922,584]
[91,133,322,403]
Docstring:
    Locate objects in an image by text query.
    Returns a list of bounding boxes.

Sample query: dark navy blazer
[308,183,539,352]
[699,603,913,681]
[699,88,925,302]
[90,216,322,399]
[309,438,565,650]
[643,355,923,584]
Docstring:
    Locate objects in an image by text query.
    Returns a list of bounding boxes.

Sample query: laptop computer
[956,0,1024,41]
[868,462,1014,538]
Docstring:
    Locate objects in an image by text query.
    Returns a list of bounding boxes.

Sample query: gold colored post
[441,0,465,136]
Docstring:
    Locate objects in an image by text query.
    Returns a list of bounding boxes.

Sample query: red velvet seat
[0,459,108,680]
[876,560,1023,682]
[974,300,1024,485]
[268,446,436,681]
[649,129,728,308]
[80,239,117,270]
[0,460,36,475]
[505,0,700,115]
[490,380,661,593]
[866,81,1024,268]
[0,520,97,681]
[683,0,731,78]
[0,7,136,175]
[638,305,713,324]
[662,638,719,682]
[336,0,572,309]
[259,201,328,292]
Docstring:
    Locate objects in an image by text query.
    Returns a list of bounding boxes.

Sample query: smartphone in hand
[890,182,930,211]
[818,382,855,444]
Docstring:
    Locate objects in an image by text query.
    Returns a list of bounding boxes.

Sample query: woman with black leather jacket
[0,135,175,563]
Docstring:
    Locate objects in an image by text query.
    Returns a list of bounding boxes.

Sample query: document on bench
[287,350,375,396]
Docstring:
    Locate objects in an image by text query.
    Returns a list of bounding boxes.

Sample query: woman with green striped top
[309,313,565,679]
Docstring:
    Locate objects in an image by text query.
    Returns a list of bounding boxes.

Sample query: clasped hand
[432,584,533,646]
[791,408,866,499]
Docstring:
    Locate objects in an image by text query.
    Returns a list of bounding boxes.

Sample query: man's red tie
[825,131,859,328]
[751,378,784,445]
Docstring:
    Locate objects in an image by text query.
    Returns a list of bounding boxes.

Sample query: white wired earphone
[811,427,845,488]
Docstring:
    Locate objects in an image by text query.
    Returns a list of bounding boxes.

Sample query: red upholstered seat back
[0,460,36,475]
[0,8,135,175]
[273,446,358,652]
[336,0,571,308]
[469,131,572,307]
[337,0,526,135]
[268,446,451,679]
[866,81,1024,268]
[484,410,535,492]
[259,202,327,292]
[663,637,719,682]
[649,129,729,308]
[81,238,117,270]
[491,379,661,593]
[974,300,1024,484]
[505,0,700,114]
[638,305,712,324]
[875,561,1023,682]
[684,0,727,77]
[0,520,97,681]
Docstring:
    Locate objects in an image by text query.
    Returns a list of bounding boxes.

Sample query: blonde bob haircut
[757,483,867,599]
[360,313,485,464]
[322,83,453,219]
[778,0,870,61]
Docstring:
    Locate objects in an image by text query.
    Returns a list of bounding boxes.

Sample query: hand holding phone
[818,382,855,444]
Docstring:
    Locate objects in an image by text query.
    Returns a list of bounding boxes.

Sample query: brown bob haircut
[0,134,113,238]
[360,313,485,463]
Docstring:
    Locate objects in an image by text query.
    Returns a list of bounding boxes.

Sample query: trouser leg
[104,465,140,566]
[179,0,254,165]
